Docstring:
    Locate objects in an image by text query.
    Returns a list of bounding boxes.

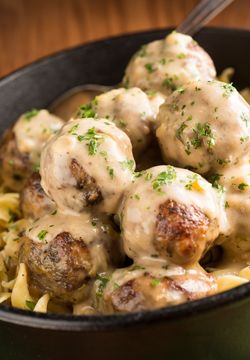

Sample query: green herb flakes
[150,279,161,287]
[162,77,177,91]
[191,122,215,149]
[120,159,135,171]
[144,63,156,73]
[23,109,40,121]
[221,83,234,98]
[96,274,110,297]
[107,166,114,179]
[37,229,48,241]
[238,182,249,191]
[26,300,36,311]
[152,167,176,192]
[77,103,96,118]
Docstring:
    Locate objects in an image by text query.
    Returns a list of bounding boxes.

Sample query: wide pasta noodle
[34,294,50,313]
[11,263,33,309]
[0,193,20,230]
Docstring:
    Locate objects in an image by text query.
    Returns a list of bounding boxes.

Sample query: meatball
[156,80,250,175]
[123,32,216,95]
[19,212,122,303]
[0,129,31,191]
[20,172,56,219]
[0,109,63,191]
[40,118,135,214]
[119,166,228,265]
[76,88,163,157]
[94,265,217,313]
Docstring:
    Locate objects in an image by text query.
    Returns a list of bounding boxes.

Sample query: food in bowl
[0,31,250,315]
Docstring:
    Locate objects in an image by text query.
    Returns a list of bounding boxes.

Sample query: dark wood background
[0,0,250,78]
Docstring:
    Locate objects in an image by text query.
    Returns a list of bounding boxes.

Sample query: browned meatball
[120,166,227,265]
[19,212,122,303]
[19,231,92,303]
[0,130,31,191]
[20,172,56,219]
[155,200,211,264]
[95,266,217,313]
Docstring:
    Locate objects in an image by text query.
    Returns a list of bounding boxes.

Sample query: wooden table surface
[0,0,250,78]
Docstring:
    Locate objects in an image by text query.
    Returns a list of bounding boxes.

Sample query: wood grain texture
[0,0,249,78]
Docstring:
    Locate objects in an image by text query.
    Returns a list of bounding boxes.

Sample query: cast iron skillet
[0,27,250,360]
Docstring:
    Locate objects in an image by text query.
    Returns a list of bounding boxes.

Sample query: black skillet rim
[0,26,250,331]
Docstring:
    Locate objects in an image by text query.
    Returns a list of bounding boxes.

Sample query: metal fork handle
[176,0,234,36]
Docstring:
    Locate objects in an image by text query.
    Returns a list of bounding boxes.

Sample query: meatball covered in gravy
[0,109,63,191]
[94,265,217,313]
[119,166,227,265]
[156,80,250,174]
[77,88,162,157]
[19,212,121,303]
[124,32,216,95]
[40,118,135,215]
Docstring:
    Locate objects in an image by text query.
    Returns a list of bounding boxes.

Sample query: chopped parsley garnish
[75,127,104,155]
[225,201,230,209]
[177,52,186,59]
[191,122,215,149]
[96,273,110,297]
[23,109,40,121]
[221,83,234,97]
[37,230,48,241]
[129,265,145,271]
[107,166,114,179]
[240,136,250,143]
[68,124,79,135]
[152,167,176,192]
[176,87,185,94]
[217,158,230,166]
[210,173,225,192]
[113,282,120,290]
[162,77,177,91]
[51,210,57,215]
[238,182,249,191]
[176,122,187,141]
[26,300,36,311]
[150,278,161,287]
[185,174,202,191]
[134,194,140,200]
[120,159,135,171]
[144,63,156,73]
[32,163,40,172]
[77,103,96,118]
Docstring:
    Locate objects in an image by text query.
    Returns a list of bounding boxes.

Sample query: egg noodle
[0,69,250,314]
